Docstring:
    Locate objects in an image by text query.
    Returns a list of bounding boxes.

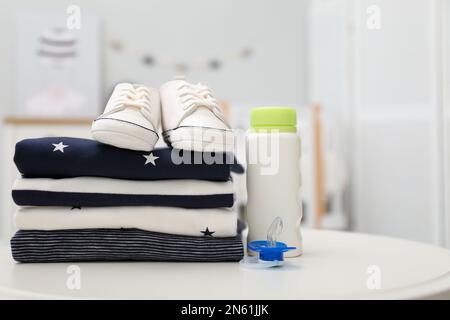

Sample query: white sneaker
[160,79,235,152]
[92,83,160,151]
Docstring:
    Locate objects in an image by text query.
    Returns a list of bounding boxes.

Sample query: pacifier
[240,217,296,269]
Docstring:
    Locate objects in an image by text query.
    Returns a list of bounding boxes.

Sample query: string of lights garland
[109,40,254,73]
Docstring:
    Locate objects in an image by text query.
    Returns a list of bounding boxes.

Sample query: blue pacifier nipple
[240,217,297,269]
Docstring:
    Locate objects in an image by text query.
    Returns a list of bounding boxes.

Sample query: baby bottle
[246,107,302,257]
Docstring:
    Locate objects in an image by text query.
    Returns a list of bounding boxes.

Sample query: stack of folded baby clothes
[10,137,244,263]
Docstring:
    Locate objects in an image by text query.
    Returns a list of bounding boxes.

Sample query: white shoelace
[177,82,229,127]
[102,84,153,121]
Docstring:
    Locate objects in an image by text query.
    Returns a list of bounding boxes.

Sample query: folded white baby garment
[13,177,233,195]
[15,206,237,237]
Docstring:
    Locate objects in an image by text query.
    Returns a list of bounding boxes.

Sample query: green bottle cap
[250,107,297,132]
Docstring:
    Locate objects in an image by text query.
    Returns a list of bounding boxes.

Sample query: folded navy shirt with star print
[14,137,242,181]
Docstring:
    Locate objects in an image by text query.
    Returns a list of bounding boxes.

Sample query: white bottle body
[246,131,302,257]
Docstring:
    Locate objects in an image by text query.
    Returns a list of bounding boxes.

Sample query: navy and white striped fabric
[12,190,234,208]
[11,228,244,263]
[12,177,234,208]
[14,137,242,181]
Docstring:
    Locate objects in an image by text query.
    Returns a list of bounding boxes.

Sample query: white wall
[0,0,308,113]
[443,0,450,249]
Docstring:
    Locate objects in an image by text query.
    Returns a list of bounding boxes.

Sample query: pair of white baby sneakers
[91,79,235,153]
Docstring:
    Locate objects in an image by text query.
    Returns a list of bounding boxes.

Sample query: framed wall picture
[15,11,100,118]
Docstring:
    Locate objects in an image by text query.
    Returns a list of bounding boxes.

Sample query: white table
[1,229,449,299]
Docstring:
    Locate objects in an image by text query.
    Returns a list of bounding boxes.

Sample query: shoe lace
[103,84,153,121]
[177,82,229,127]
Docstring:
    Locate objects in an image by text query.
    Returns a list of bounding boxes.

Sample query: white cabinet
[1,117,92,243]
[351,0,445,246]
[307,0,448,247]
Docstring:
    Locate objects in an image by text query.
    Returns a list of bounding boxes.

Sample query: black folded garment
[11,228,244,263]
[14,137,243,181]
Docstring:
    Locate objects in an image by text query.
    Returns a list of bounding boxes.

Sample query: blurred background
[0,0,449,249]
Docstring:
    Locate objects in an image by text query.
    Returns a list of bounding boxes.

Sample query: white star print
[52,142,69,153]
[143,153,159,166]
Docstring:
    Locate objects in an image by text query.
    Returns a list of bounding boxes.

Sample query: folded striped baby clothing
[11,228,245,263]
[12,177,234,208]
[11,137,245,263]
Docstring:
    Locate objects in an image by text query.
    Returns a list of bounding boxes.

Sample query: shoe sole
[163,126,235,153]
[92,118,159,151]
